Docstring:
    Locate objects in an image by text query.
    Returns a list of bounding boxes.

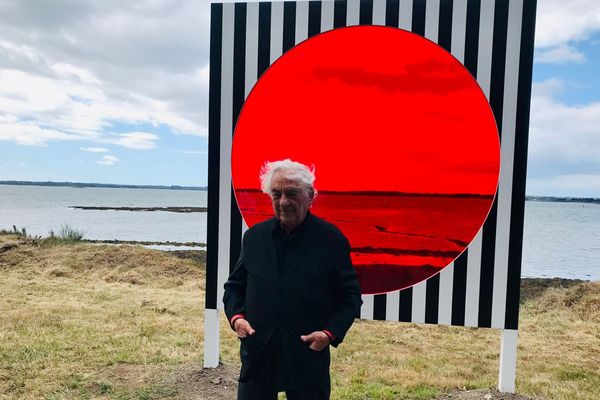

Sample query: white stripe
[464,228,482,327]
[347,0,360,26]
[295,1,309,44]
[372,0,387,25]
[217,3,236,310]
[361,294,374,320]
[270,1,284,63]
[424,0,440,42]
[321,0,335,32]
[492,0,523,329]
[385,290,400,321]
[477,0,495,94]
[450,0,467,63]
[398,0,412,30]
[438,262,454,325]
[411,281,426,323]
[245,2,259,97]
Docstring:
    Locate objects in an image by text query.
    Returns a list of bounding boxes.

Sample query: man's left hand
[300,331,330,351]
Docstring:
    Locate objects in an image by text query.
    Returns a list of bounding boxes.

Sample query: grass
[0,233,599,399]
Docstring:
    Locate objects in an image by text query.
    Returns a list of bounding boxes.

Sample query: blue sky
[0,0,599,196]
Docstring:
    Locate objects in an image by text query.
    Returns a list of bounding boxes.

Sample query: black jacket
[223,212,362,390]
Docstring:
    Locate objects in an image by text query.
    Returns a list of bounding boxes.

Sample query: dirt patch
[163,364,541,400]
[164,364,239,399]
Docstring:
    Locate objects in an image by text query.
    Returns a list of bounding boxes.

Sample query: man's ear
[308,188,316,206]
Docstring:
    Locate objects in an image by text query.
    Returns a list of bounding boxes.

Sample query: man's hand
[233,318,256,339]
[300,331,330,351]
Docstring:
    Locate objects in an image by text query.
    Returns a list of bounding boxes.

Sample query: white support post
[204,308,220,368]
[498,329,518,393]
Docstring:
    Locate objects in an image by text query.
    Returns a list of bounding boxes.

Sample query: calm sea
[0,185,597,281]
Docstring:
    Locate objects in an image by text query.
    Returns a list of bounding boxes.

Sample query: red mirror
[232,26,500,294]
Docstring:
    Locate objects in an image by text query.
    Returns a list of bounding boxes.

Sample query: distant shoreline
[2,181,599,204]
[0,180,206,191]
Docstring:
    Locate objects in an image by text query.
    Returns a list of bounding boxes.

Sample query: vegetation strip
[82,239,206,247]
[70,206,207,213]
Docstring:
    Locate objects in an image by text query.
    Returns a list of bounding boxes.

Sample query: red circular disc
[232,26,500,295]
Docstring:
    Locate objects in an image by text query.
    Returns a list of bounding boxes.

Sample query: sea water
[0,185,597,280]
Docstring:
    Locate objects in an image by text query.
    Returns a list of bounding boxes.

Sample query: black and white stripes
[206,0,536,330]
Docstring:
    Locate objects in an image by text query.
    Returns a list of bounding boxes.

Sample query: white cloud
[0,0,209,150]
[97,155,119,165]
[527,175,600,197]
[536,0,600,48]
[527,79,600,196]
[106,132,159,150]
[535,44,586,64]
[80,146,109,153]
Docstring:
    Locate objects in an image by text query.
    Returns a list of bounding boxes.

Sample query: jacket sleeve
[223,242,247,329]
[324,236,363,347]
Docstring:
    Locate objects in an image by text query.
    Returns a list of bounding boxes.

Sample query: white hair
[259,159,317,198]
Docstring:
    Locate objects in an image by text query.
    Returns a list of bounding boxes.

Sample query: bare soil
[160,363,539,399]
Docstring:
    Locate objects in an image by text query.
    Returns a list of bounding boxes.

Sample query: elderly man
[223,159,362,400]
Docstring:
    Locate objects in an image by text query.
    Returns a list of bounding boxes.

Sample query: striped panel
[206,0,536,332]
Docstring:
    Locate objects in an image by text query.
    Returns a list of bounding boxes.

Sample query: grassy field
[0,233,598,399]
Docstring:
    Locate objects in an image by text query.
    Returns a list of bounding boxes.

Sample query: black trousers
[237,372,330,400]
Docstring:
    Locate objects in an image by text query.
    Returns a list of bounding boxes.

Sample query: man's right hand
[233,318,256,338]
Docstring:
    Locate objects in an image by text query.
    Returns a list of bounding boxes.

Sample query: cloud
[106,132,159,150]
[80,146,109,153]
[536,0,600,48]
[0,0,209,150]
[527,79,600,195]
[535,44,586,64]
[527,174,600,197]
[97,155,119,166]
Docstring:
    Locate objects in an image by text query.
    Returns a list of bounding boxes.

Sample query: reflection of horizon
[235,188,494,199]
[234,189,491,294]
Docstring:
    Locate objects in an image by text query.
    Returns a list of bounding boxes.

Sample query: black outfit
[223,212,362,399]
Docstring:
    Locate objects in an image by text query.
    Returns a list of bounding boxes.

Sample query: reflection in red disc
[231,26,500,294]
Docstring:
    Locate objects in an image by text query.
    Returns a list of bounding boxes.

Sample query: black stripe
[411,0,426,36]
[334,0,347,28]
[464,0,481,78]
[399,287,413,322]
[385,0,400,27]
[438,0,453,51]
[478,0,509,328]
[308,1,322,37]
[373,294,387,320]
[425,273,440,324]
[478,198,497,327]
[206,3,222,309]
[283,1,296,52]
[489,0,509,138]
[505,0,537,330]
[359,0,373,25]
[451,251,468,326]
[258,2,271,78]
[230,2,246,274]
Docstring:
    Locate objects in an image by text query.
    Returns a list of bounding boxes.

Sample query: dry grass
[0,234,598,399]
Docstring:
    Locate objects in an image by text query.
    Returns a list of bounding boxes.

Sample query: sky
[0,0,599,196]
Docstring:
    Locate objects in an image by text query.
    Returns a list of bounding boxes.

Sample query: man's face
[270,171,314,232]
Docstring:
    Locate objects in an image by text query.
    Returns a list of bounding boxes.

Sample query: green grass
[1,234,599,399]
